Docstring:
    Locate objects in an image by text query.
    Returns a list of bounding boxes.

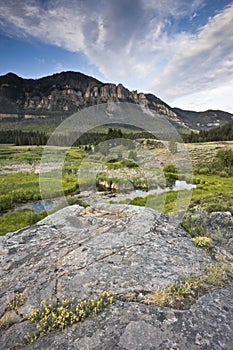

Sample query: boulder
[0,204,232,349]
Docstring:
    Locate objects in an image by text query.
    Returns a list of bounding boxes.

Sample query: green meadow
[0,142,233,235]
[126,142,233,214]
[127,174,233,214]
[0,146,84,234]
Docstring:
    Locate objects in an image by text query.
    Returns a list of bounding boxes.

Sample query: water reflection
[130,180,196,197]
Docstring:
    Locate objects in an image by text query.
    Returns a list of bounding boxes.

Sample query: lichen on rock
[0,204,232,349]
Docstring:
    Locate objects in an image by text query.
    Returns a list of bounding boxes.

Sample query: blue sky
[0,0,233,112]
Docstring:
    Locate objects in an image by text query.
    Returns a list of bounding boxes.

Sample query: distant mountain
[0,71,232,131]
[173,107,233,130]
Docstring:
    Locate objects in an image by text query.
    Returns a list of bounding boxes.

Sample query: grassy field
[0,145,43,166]
[125,142,233,213]
[0,141,233,235]
[0,209,47,236]
[0,145,84,234]
[0,172,41,211]
[0,146,84,211]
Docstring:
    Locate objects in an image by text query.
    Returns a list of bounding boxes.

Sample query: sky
[0,0,233,113]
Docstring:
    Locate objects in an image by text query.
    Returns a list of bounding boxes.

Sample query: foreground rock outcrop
[0,204,232,349]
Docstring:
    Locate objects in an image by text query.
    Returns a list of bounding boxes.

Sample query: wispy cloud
[54,62,63,71]
[0,0,233,111]
[154,4,233,93]
[35,57,45,64]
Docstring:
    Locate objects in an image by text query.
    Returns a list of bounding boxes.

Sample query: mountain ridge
[0,71,233,130]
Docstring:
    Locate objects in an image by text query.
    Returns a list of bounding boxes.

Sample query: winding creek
[9,180,196,215]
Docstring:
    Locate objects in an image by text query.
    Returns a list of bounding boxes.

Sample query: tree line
[183,122,233,143]
[0,130,48,146]
[0,127,156,146]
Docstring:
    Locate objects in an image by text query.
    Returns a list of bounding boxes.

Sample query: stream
[12,180,196,214]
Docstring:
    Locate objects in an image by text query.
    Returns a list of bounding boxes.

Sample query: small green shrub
[8,293,25,311]
[163,164,177,174]
[67,197,89,208]
[198,167,210,175]
[219,170,228,177]
[129,196,147,207]
[204,263,226,286]
[23,291,114,345]
[166,279,196,297]
[23,333,39,345]
[106,158,138,169]
[192,236,212,248]
[181,215,207,237]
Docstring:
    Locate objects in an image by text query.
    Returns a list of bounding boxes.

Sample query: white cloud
[150,3,233,102]
[0,0,85,50]
[171,79,233,111]
[142,0,204,17]
[0,0,233,112]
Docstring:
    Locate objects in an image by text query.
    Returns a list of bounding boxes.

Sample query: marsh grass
[126,190,179,213]
[0,146,43,165]
[123,173,233,215]
[0,172,41,211]
[0,209,47,236]
[0,146,84,210]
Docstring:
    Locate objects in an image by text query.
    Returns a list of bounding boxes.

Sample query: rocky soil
[0,204,232,349]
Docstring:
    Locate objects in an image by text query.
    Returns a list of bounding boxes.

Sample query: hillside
[173,107,233,130]
[0,71,233,131]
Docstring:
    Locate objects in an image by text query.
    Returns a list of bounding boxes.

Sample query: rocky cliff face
[0,72,177,119]
[2,71,232,130]
[0,204,232,349]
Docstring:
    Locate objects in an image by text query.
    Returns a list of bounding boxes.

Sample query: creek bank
[2,180,195,216]
[78,180,196,206]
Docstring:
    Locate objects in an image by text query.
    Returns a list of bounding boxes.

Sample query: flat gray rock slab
[0,204,232,349]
